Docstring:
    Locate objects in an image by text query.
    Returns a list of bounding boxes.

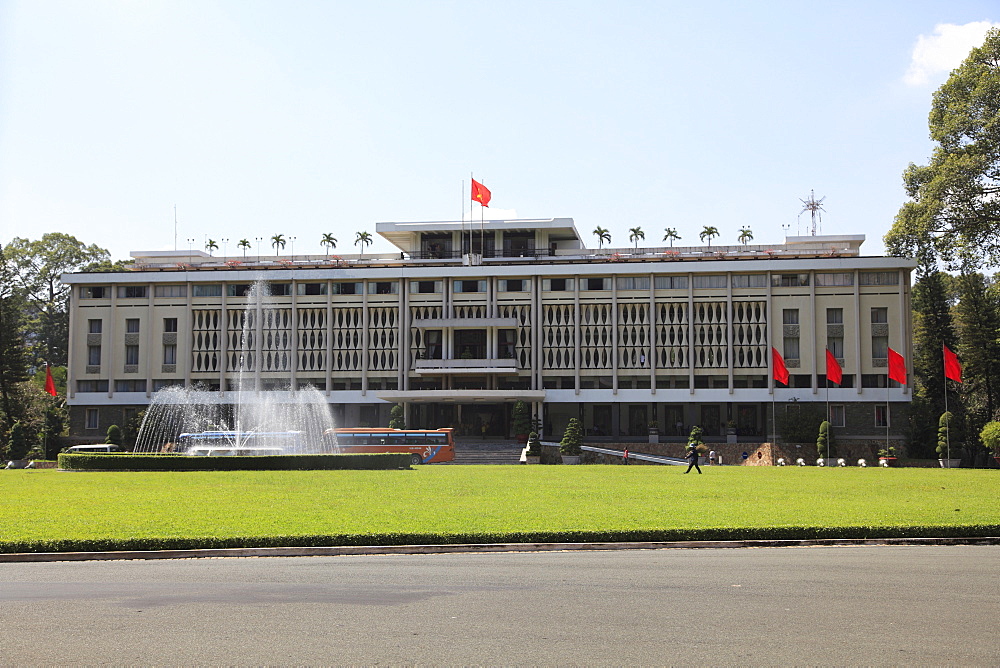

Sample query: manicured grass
[1,466,998,552]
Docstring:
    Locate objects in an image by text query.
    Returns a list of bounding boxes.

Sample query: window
[270,283,291,296]
[783,336,800,360]
[499,329,516,359]
[193,284,222,297]
[871,307,888,360]
[85,409,99,430]
[654,276,688,289]
[330,282,358,295]
[827,308,844,359]
[871,307,888,324]
[816,273,854,287]
[87,346,102,366]
[860,272,899,286]
[115,379,146,392]
[117,285,147,298]
[501,279,525,292]
[616,277,650,290]
[77,380,108,393]
[412,281,440,294]
[827,308,843,324]
[88,319,102,334]
[783,308,799,360]
[772,274,810,287]
[370,281,398,295]
[875,405,889,428]
[829,404,845,427]
[732,274,768,288]
[163,318,178,333]
[693,275,726,289]
[154,285,187,298]
[125,345,139,365]
[581,277,609,291]
[227,284,251,297]
[455,280,485,293]
[546,278,569,291]
[783,309,799,325]
[163,344,177,365]
[81,286,107,299]
[125,319,140,334]
[299,283,329,296]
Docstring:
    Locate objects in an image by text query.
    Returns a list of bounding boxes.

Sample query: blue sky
[1,1,997,260]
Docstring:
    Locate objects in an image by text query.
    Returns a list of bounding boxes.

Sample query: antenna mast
[798,190,826,236]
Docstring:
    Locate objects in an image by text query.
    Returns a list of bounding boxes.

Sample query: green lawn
[1,466,998,552]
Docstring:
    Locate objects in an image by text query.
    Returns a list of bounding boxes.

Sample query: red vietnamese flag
[44,364,57,397]
[772,347,789,386]
[471,179,491,207]
[825,349,842,385]
[888,347,907,385]
[943,344,962,383]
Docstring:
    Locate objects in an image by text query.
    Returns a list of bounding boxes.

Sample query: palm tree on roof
[271,234,286,255]
[738,227,754,245]
[663,228,681,247]
[205,239,218,256]
[699,226,719,247]
[628,227,645,250]
[355,231,373,256]
[237,239,251,258]
[321,233,338,256]
[593,226,611,249]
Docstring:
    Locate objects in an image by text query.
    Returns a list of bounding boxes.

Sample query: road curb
[1,536,998,563]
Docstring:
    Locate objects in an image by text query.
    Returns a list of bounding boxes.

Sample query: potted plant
[877,446,897,467]
[937,411,961,468]
[560,417,583,464]
[512,400,531,444]
[648,420,659,444]
[726,419,738,444]
[978,420,1000,467]
[524,431,541,465]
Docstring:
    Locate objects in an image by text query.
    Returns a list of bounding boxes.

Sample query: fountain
[133,279,338,455]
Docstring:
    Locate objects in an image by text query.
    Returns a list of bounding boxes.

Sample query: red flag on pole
[825,349,842,385]
[943,344,962,383]
[772,347,789,386]
[44,364,57,397]
[471,179,491,207]
[888,348,907,385]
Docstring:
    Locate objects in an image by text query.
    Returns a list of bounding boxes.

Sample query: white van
[65,444,121,454]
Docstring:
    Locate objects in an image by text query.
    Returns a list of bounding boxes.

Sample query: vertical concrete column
[611,275,618,394]
[183,280,193,389]
[361,280,369,395]
[808,271,817,395]
[145,283,154,399]
[853,270,862,396]
[574,275,581,395]
[649,272,656,394]
[290,279,298,391]
[726,273,734,394]
[107,283,117,399]
[900,268,910,395]
[325,279,333,397]
[220,282,229,395]
[687,273,694,395]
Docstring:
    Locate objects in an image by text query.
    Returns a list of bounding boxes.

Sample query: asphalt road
[1,545,997,665]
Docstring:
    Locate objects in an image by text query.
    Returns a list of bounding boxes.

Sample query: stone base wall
[579,439,896,466]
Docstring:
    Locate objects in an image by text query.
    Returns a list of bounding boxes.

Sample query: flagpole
[461,179,465,258]
[943,342,950,464]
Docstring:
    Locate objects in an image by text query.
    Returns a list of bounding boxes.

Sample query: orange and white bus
[325,428,455,465]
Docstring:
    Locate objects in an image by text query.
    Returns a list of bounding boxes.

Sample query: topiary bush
[525,431,541,457]
[936,411,955,459]
[106,424,123,447]
[980,420,1000,457]
[512,400,531,437]
[560,418,583,456]
[816,420,833,459]
[388,404,406,430]
[7,422,29,460]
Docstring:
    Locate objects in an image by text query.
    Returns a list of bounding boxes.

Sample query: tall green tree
[738,227,753,245]
[270,234,286,255]
[699,226,719,247]
[593,226,611,249]
[0,244,30,434]
[628,227,644,249]
[954,272,1000,464]
[320,233,338,255]
[5,233,109,367]
[885,28,1000,267]
[237,239,251,257]
[663,228,681,247]
[355,231,372,255]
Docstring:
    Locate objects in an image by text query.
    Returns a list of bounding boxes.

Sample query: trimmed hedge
[1,524,998,555]
[57,452,411,471]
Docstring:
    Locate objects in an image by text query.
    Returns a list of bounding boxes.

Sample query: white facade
[63,218,916,442]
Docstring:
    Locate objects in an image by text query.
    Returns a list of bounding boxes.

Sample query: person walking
[623,447,629,465]
[684,446,702,474]
[709,449,717,466]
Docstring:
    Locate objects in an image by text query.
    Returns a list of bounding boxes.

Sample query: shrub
[388,404,405,430]
[816,420,833,458]
[512,400,531,436]
[687,426,704,452]
[936,412,956,458]
[560,418,583,456]
[978,421,1000,456]
[106,424,123,447]
[57,452,411,471]
[7,422,29,460]
[525,432,541,456]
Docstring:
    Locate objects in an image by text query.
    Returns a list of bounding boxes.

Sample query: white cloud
[904,21,999,86]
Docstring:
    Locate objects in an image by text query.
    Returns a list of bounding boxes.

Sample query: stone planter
[561,455,582,465]
[938,458,961,468]
[525,455,541,465]
[648,429,659,445]
[726,429,738,445]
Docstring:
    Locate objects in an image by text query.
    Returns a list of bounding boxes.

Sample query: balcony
[413,358,519,375]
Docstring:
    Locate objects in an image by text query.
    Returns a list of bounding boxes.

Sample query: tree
[237,239,251,258]
[738,227,753,245]
[559,417,583,456]
[388,404,405,430]
[0,244,30,434]
[628,227,644,249]
[355,231,372,255]
[699,226,719,247]
[6,421,29,460]
[885,28,1000,267]
[816,420,833,460]
[106,424,123,447]
[593,226,611,249]
[954,272,1000,464]
[4,233,109,367]
[663,228,681,247]
[511,400,531,437]
[270,235,286,255]
[321,233,338,256]
[205,239,218,256]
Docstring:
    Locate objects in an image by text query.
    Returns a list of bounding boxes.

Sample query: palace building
[63,218,916,443]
